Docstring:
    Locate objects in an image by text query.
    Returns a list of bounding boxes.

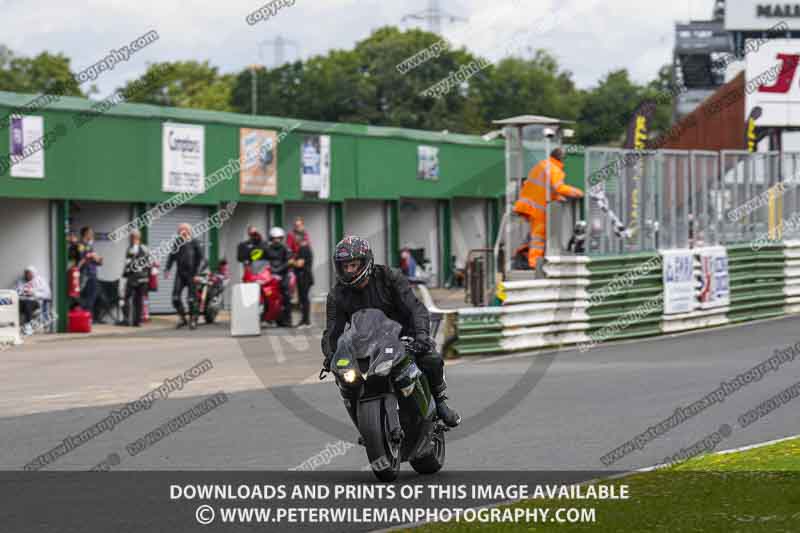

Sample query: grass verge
[410,436,800,532]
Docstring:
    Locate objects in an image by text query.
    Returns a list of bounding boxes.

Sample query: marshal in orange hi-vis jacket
[513,148,583,269]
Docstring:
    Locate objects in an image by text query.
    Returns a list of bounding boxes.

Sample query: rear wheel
[204,306,218,324]
[410,426,445,474]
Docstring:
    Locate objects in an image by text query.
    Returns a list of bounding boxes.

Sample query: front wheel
[359,399,401,482]
[410,427,445,475]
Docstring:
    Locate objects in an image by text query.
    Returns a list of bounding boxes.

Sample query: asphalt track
[2,314,800,473]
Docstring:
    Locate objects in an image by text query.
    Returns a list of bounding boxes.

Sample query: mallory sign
[727,2,800,29]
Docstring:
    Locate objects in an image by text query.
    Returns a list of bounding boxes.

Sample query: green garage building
[0,90,583,331]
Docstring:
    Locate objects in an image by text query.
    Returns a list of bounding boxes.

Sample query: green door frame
[55,199,69,333]
[387,199,399,267]
[439,199,452,287]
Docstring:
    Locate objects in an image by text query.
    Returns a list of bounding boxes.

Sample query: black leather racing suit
[166,238,206,319]
[322,264,446,405]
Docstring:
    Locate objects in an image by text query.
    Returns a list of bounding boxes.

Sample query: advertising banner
[697,246,730,309]
[745,39,800,127]
[301,134,331,196]
[726,2,800,31]
[417,145,439,181]
[662,249,695,314]
[162,123,205,193]
[9,115,45,178]
[240,128,278,196]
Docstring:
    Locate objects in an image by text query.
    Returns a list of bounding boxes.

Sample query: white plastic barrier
[0,290,21,346]
[230,283,261,337]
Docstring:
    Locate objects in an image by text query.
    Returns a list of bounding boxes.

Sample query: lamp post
[249,64,261,116]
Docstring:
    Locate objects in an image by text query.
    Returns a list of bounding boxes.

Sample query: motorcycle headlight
[373,360,394,376]
[343,369,358,383]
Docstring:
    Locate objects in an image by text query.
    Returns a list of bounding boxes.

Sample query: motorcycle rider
[165,223,206,329]
[237,226,266,266]
[264,227,292,327]
[321,236,461,428]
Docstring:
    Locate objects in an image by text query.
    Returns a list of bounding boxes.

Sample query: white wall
[284,202,330,301]
[452,199,488,270]
[70,202,132,282]
[344,200,388,264]
[398,199,439,285]
[0,199,51,293]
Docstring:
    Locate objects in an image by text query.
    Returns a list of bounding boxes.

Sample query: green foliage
[0,33,678,147]
[119,60,235,112]
[0,47,83,96]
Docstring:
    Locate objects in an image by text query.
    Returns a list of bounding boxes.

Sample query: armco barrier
[454,254,664,355]
[727,243,786,323]
[455,256,590,355]
[585,253,663,341]
[783,240,800,315]
[453,244,796,356]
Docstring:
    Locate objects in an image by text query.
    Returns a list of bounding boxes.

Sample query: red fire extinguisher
[149,262,159,292]
[67,266,81,298]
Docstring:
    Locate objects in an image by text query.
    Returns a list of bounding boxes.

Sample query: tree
[0,46,84,96]
[471,50,582,132]
[576,69,642,146]
[119,61,235,112]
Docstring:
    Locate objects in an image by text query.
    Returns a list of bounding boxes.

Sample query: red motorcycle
[242,259,296,324]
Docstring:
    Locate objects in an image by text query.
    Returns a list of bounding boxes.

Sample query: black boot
[435,395,461,428]
[176,314,188,329]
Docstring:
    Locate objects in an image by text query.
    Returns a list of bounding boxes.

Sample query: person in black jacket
[264,226,292,327]
[121,230,152,327]
[294,236,314,328]
[237,226,266,266]
[321,235,461,428]
[165,223,206,329]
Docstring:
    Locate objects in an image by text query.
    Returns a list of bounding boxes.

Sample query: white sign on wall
[726,2,800,30]
[745,39,800,127]
[662,249,695,315]
[9,115,45,178]
[697,246,730,310]
[162,123,205,193]
[301,134,331,198]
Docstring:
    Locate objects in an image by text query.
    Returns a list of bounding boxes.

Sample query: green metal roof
[0,90,503,148]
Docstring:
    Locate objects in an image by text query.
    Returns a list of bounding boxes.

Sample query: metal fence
[584,148,787,256]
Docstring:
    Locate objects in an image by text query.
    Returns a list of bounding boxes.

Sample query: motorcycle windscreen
[334,309,404,369]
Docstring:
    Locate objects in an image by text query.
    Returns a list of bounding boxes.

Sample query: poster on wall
[240,128,278,196]
[697,247,730,309]
[9,115,45,178]
[417,145,439,181]
[662,249,695,314]
[162,123,205,193]
[301,134,331,197]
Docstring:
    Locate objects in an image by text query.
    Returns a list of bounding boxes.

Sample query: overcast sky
[0,0,715,99]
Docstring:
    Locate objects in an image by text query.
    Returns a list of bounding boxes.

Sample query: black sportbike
[322,309,447,481]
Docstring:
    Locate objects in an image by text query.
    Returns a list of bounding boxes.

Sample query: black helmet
[334,236,374,287]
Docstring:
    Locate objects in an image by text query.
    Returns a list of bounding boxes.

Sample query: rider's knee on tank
[415,350,444,371]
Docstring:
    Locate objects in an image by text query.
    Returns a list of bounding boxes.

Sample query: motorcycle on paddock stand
[320,308,448,482]
[190,269,228,329]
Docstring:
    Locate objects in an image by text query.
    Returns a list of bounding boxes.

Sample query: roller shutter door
[148,206,210,314]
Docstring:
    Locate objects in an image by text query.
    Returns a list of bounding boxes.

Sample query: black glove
[412,334,435,354]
